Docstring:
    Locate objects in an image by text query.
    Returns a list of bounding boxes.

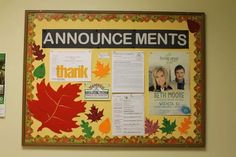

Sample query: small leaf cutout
[99,118,111,134]
[81,120,94,138]
[178,117,191,134]
[93,61,110,78]
[160,117,177,135]
[31,43,45,61]
[86,104,104,122]
[145,118,159,136]
[33,63,45,79]
[187,19,200,33]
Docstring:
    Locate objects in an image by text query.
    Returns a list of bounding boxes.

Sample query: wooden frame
[22,10,205,147]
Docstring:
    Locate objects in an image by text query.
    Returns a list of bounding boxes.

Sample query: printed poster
[0,53,6,117]
[149,52,191,115]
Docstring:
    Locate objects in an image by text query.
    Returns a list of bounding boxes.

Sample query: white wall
[0,0,235,156]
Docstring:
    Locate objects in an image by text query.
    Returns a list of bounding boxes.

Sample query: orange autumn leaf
[178,117,192,134]
[93,61,110,78]
[99,118,111,134]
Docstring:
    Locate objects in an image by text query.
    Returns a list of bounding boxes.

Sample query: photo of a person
[149,66,172,92]
[0,60,5,95]
[171,65,187,90]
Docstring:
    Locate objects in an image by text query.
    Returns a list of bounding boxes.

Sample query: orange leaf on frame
[178,117,192,135]
[93,61,110,78]
[99,118,111,134]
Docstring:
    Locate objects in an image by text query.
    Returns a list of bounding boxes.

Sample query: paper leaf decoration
[86,104,104,122]
[31,43,45,61]
[27,79,86,133]
[33,63,45,79]
[160,117,177,135]
[99,118,111,134]
[178,117,192,134]
[145,118,159,136]
[187,19,200,33]
[81,120,94,138]
[92,61,110,78]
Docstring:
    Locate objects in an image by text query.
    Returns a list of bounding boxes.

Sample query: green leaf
[33,63,45,79]
[160,117,177,135]
[80,120,94,138]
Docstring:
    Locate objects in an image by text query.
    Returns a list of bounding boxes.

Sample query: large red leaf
[27,79,86,133]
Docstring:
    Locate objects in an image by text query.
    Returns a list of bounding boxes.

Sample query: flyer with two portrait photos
[149,52,190,115]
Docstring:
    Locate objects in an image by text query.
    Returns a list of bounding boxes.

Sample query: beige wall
[0,0,235,156]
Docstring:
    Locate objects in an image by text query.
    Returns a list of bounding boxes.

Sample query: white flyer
[112,94,144,136]
[50,49,91,82]
[112,51,144,93]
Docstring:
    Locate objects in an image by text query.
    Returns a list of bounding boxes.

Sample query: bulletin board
[22,10,205,147]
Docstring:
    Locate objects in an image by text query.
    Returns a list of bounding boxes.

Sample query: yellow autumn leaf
[93,61,110,78]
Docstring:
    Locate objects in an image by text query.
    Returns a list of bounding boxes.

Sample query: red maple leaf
[27,79,86,133]
[145,118,159,136]
[31,43,45,61]
[86,104,104,122]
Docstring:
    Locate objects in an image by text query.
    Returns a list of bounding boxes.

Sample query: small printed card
[84,82,111,100]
